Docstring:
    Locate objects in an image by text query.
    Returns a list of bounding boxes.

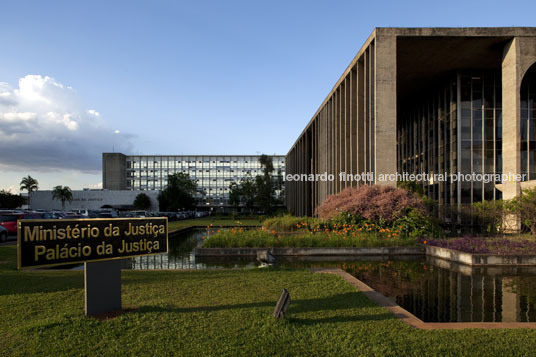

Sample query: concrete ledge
[195,246,423,257]
[314,268,536,329]
[426,255,536,275]
[426,245,536,266]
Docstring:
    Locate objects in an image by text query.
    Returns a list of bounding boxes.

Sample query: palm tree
[20,175,39,208]
[52,186,73,210]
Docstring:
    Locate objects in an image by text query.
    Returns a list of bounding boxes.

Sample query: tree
[255,154,276,213]
[228,182,242,209]
[158,173,197,211]
[133,193,152,210]
[241,177,257,213]
[0,190,25,209]
[20,175,38,208]
[259,154,274,175]
[472,200,507,235]
[255,174,274,213]
[52,186,73,210]
[510,187,536,235]
[228,174,257,213]
[227,156,280,214]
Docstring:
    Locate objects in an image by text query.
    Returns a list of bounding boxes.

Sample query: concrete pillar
[350,68,358,187]
[357,59,365,183]
[374,31,397,186]
[501,37,536,230]
[502,38,522,201]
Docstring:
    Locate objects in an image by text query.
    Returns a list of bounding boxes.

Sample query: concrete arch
[521,61,536,88]
[501,37,536,201]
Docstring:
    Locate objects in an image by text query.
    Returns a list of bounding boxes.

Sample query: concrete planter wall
[195,246,423,257]
[196,244,536,266]
[426,245,536,266]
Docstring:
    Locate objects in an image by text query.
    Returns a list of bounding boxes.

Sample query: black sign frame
[17,217,168,269]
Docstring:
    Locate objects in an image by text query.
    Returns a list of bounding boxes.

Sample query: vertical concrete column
[344,75,354,187]
[341,82,346,190]
[319,109,324,205]
[503,37,536,200]
[312,118,317,211]
[331,97,335,195]
[351,67,358,186]
[502,38,523,231]
[357,59,365,183]
[300,136,303,216]
[364,49,369,177]
[335,89,340,193]
[374,31,397,186]
[327,100,331,196]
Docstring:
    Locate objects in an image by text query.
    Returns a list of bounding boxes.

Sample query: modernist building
[103,153,285,208]
[286,27,536,216]
[30,189,160,212]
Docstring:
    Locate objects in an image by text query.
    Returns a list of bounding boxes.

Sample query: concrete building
[103,153,285,209]
[30,189,160,212]
[286,27,536,216]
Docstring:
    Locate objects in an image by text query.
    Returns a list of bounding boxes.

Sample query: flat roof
[287,27,536,156]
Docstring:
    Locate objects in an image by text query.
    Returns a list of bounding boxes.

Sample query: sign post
[18,217,168,316]
[84,260,122,316]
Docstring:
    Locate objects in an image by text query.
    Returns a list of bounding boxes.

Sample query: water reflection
[121,228,255,270]
[121,228,536,323]
[323,259,536,323]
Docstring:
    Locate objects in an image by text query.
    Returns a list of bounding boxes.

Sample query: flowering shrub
[314,185,426,222]
[424,237,536,255]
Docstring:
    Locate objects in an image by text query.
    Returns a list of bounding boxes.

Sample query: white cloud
[88,182,103,189]
[0,75,133,172]
[87,109,100,117]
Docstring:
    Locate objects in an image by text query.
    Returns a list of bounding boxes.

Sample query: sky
[1,0,535,193]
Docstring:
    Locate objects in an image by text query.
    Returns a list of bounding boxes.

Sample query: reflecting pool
[121,228,536,323]
[301,259,536,323]
[121,228,255,270]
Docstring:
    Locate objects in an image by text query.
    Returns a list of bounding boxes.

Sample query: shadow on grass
[0,271,83,296]
[288,313,394,325]
[131,292,395,324]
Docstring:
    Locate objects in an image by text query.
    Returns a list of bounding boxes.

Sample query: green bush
[392,209,443,239]
[328,212,362,227]
[262,214,322,232]
[203,227,416,248]
[472,200,507,235]
[510,187,536,235]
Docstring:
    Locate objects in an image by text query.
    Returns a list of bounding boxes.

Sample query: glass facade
[398,70,502,206]
[124,155,285,206]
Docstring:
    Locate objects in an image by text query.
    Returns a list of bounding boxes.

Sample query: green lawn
[168,218,262,231]
[1,246,536,356]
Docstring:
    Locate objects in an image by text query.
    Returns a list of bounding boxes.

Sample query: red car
[0,213,41,235]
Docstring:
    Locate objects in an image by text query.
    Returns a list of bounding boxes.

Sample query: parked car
[70,209,90,218]
[0,226,8,243]
[0,213,41,235]
[131,211,147,218]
